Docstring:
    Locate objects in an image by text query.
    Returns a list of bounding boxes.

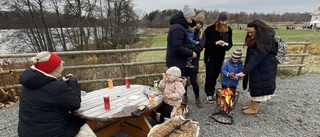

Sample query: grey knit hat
[216,11,228,22]
[182,5,195,18]
[194,11,205,24]
[231,49,242,60]
[166,66,181,78]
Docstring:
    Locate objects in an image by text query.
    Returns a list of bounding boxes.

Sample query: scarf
[246,37,256,48]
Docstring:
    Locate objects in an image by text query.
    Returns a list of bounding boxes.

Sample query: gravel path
[1,73,320,137]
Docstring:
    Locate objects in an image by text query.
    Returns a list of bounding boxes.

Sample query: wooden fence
[0,42,310,89]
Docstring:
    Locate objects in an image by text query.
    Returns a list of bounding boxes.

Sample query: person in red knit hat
[18,51,96,137]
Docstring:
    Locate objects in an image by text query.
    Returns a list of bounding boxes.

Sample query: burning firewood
[212,88,239,124]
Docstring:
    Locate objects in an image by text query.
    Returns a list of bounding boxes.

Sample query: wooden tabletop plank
[78,86,145,114]
[75,85,162,121]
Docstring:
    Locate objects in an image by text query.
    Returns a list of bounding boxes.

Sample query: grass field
[136,29,320,62]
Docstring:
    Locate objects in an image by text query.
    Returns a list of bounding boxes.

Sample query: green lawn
[135,35,167,61]
[225,29,320,45]
[136,29,320,61]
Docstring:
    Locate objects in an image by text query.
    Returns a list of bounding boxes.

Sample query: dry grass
[288,44,320,55]
[285,44,320,74]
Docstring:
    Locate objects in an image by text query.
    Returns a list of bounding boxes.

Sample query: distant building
[311,6,320,22]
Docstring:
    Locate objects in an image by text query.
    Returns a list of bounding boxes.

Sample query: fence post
[297,42,309,75]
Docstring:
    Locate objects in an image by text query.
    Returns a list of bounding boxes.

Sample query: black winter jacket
[166,11,194,69]
[204,23,233,64]
[18,68,86,137]
[242,31,278,97]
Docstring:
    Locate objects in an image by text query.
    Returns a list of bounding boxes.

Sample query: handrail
[0,42,311,89]
[0,42,311,58]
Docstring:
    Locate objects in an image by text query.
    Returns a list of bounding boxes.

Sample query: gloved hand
[187,44,195,49]
[67,75,78,82]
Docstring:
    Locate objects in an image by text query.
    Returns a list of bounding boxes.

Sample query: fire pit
[211,88,239,124]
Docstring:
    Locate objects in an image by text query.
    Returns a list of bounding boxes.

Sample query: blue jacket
[221,58,244,87]
[186,29,197,45]
[166,11,194,69]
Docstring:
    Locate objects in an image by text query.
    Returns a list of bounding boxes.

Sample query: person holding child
[18,51,96,137]
[183,11,206,108]
[220,49,244,91]
[156,66,186,123]
[166,5,197,76]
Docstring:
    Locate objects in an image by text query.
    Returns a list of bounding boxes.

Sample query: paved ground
[1,73,320,137]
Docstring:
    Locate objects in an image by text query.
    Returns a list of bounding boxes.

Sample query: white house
[311,6,320,21]
[310,6,320,28]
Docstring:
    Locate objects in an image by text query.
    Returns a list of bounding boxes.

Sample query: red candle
[104,96,110,110]
[125,77,130,88]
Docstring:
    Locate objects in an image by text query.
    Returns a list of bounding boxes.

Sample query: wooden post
[297,43,308,75]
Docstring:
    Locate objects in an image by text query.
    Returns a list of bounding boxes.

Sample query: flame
[220,88,233,105]
[217,88,235,113]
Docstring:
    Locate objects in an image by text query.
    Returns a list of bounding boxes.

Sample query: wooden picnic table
[74,84,162,137]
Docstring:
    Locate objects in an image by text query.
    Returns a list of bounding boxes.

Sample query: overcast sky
[132,0,319,15]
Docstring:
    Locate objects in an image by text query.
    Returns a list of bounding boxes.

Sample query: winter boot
[182,95,188,105]
[242,101,260,115]
[195,97,203,108]
[242,101,253,110]
[186,61,195,68]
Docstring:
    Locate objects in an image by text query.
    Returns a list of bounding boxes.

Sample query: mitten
[131,105,149,116]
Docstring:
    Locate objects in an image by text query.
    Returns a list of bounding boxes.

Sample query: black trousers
[156,102,173,123]
[184,71,200,98]
[205,62,222,96]
[221,84,237,91]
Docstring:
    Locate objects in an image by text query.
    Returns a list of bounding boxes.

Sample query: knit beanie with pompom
[34,52,62,74]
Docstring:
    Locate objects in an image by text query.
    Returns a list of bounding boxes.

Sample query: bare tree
[37,0,54,51]
[2,0,140,52]
[52,0,67,51]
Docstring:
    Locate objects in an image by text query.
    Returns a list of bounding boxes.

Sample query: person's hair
[195,21,204,40]
[245,19,273,52]
[215,21,228,33]
[196,21,203,26]
[198,27,204,40]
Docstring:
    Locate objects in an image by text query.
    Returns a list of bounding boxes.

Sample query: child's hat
[166,66,181,78]
[231,49,242,60]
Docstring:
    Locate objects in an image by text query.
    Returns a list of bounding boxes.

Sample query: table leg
[120,116,151,137]
[87,120,98,130]
[95,120,122,137]
[137,116,152,132]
